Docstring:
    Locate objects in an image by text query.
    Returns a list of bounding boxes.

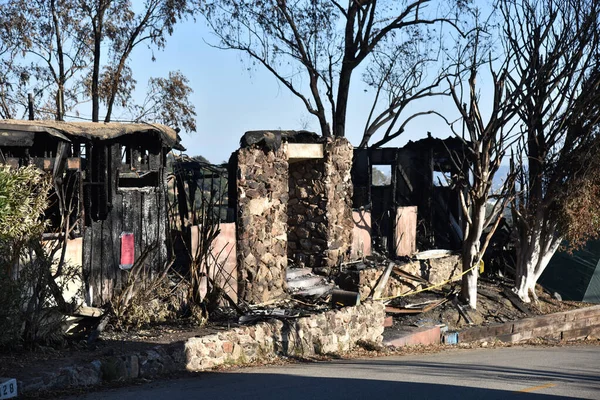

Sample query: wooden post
[28,93,34,120]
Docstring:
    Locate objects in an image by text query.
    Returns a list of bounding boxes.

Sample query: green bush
[0,165,56,347]
[0,165,51,242]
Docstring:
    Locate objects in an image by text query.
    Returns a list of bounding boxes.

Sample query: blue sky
[122,15,459,164]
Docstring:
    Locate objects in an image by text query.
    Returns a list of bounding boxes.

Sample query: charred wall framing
[352,136,467,253]
[171,157,232,279]
[82,135,169,306]
[172,157,232,227]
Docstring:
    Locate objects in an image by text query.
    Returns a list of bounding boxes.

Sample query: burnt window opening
[117,144,160,189]
[173,158,231,226]
[433,170,452,187]
[118,170,160,188]
[120,144,150,171]
[372,165,392,186]
[77,143,86,158]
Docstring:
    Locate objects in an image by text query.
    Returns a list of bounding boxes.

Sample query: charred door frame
[352,148,399,255]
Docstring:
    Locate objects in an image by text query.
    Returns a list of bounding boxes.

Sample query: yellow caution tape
[375,263,478,301]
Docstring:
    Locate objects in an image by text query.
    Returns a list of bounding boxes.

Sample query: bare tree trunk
[333,61,354,138]
[333,3,358,139]
[460,201,486,309]
[91,7,106,123]
[50,0,65,121]
[514,225,561,303]
[91,25,102,122]
[461,243,479,309]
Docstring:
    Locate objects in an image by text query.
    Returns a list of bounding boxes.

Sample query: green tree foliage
[131,71,197,133]
[0,0,199,130]
[83,0,199,123]
[557,138,600,251]
[0,0,90,120]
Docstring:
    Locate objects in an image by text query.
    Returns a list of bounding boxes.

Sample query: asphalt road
[63,345,600,400]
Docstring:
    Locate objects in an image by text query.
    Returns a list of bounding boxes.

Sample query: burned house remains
[0,120,182,307]
[170,131,466,308]
[1,118,466,313]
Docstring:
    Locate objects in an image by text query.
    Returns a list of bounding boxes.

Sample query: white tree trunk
[460,203,486,310]
[461,247,479,309]
[515,226,561,303]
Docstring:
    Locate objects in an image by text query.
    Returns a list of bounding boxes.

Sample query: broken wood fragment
[392,266,430,285]
[413,249,454,260]
[385,305,423,314]
[502,288,534,316]
[477,287,504,302]
[87,313,110,344]
[72,306,104,318]
[422,298,448,312]
[372,262,394,299]
[384,297,447,315]
[453,300,474,325]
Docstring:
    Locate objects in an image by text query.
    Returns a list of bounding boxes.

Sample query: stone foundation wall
[287,159,327,267]
[236,145,289,304]
[21,302,385,394]
[185,300,385,371]
[340,255,462,299]
[323,138,354,268]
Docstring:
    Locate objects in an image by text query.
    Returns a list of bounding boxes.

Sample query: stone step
[294,284,334,298]
[287,275,324,289]
[286,267,313,280]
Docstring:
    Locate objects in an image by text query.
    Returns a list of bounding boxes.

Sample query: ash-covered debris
[232,248,462,329]
[337,251,461,302]
[286,266,335,299]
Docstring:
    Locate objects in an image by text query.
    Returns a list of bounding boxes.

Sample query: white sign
[0,378,17,399]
